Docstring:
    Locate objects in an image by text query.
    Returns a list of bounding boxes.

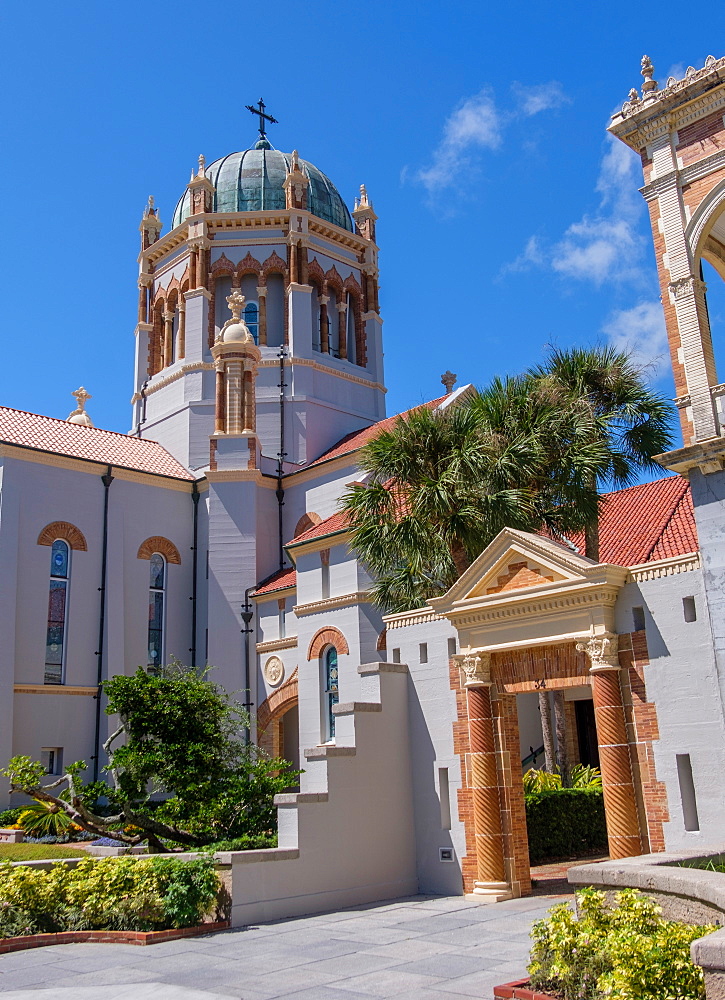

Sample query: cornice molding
[255,637,298,653]
[0,444,195,492]
[384,606,443,629]
[628,552,700,581]
[14,684,98,697]
[257,356,385,392]
[294,591,371,617]
[131,362,215,402]
[442,585,622,631]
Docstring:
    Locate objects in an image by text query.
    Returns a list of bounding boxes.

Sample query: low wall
[230,664,418,925]
[569,848,725,1000]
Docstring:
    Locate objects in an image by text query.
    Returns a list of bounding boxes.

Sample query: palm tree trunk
[450,541,471,578]
[538,691,556,773]
[553,691,570,787]
[584,520,600,561]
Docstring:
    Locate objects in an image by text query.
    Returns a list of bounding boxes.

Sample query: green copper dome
[172,145,354,232]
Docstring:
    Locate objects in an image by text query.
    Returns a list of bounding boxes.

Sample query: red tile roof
[0,407,194,481]
[253,565,297,596]
[301,394,450,469]
[566,476,697,565]
[287,510,349,546]
[287,476,698,566]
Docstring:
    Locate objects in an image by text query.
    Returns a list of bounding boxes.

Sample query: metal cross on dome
[245,99,279,141]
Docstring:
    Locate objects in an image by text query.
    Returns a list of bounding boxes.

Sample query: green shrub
[523,765,603,794]
[525,788,607,864]
[529,887,714,1000]
[0,855,220,937]
[18,802,74,838]
[0,807,24,827]
[208,833,277,852]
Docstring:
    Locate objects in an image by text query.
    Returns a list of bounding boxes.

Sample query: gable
[465,551,569,600]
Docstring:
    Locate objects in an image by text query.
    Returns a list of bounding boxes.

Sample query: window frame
[321,645,339,741]
[244,300,259,344]
[147,551,166,672]
[45,538,71,686]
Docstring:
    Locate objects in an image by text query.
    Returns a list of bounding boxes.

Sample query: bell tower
[609,54,725,449]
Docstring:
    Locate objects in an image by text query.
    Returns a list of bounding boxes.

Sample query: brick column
[177,302,186,360]
[163,310,174,368]
[319,295,330,354]
[189,245,198,289]
[214,368,225,433]
[578,636,642,860]
[461,653,512,902]
[337,301,348,359]
[257,286,267,345]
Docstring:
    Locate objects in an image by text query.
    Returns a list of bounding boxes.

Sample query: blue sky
[3,2,725,445]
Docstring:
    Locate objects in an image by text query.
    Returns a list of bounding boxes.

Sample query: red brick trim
[0,921,229,954]
[236,251,262,277]
[493,981,555,1000]
[37,522,87,551]
[376,627,387,652]
[307,626,349,660]
[137,536,181,565]
[257,668,298,734]
[262,251,288,277]
[294,512,322,538]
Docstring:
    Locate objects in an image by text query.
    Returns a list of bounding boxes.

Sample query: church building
[3,68,725,916]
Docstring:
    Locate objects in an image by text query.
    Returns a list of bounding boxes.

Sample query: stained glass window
[148,553,165,671]
[45,540,69,684]
[244,302,259,344]
[323,647,339,740]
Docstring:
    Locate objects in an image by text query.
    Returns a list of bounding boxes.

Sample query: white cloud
[415,89,501,194]
[602,301,669,377]
[507,135,646,285]
[511,81,569,117]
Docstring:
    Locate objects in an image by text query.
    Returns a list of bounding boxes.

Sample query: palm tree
[342,378,604,613]
[527,346,674,560]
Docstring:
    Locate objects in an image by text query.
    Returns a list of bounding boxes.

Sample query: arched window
[147,552,165,672]
[45,540,70,685]
[322,646,339,740]
[244,301,259,343]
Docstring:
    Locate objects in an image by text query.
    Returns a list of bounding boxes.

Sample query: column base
[466,881,513,903]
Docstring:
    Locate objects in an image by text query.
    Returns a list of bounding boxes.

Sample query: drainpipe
[240,588,255,744]
[189,481,200,668]
[276,347,287,571]
[135,378,149,437]
[92,465,114,781]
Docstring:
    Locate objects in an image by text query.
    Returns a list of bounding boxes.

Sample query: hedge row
[525,787,607,865]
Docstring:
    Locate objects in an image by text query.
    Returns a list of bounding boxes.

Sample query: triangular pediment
[433,528,598,608]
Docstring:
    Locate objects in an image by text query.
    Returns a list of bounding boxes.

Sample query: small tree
[4,663,298,851]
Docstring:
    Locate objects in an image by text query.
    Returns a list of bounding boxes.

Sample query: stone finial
[144,195,156,217]
[441,370,457,394]
[291,149,300,170]
[627,88,640,105]
[198,154,206,177]
[67,387,94,427]
[227,288,245,322]
[641,54,658,95]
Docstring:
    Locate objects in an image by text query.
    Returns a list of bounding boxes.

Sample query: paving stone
[331,967,446,996]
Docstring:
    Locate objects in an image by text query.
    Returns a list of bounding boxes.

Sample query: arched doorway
[256,669,300,783]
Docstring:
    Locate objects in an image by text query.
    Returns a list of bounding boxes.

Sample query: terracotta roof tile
[301,394,450,469]
[288,475,698,566]
[253,566,297,596]
[565,475,697,565]
[0,407,194,481]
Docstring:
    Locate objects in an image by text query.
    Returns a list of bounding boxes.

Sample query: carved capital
[576,635,620,672]
[456,651,492,688]
[669,275,706,300]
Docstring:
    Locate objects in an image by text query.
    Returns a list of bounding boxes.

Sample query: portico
[429,528,645,899]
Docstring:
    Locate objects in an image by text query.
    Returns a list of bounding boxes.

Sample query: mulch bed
[0,920,229,953]
[494,981,564,1000]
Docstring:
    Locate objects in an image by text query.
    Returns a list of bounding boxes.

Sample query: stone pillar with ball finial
[67,387,94,428]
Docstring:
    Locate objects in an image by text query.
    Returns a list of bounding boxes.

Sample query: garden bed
[494,982,559,1000]
[0,920,230,953]
[0,843,89,862]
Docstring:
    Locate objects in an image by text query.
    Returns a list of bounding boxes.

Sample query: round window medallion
[264,656,285,687]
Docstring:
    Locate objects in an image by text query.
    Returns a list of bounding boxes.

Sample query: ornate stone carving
[264,656,285,687]
[576,635,619,671]
[458,652,491,688]
[669,275,705,300]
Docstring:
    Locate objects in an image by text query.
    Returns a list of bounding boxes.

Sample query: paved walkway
[0,892,571,1000]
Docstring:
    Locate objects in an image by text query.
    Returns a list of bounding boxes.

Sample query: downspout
[190,481,200,668]
[276,347,287,571]
[135,378,149,437]
[93,465,114,782]
[240,588,255,745]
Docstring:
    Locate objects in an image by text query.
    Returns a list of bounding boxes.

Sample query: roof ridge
[0,405,166,448]
[599,474,682,501]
